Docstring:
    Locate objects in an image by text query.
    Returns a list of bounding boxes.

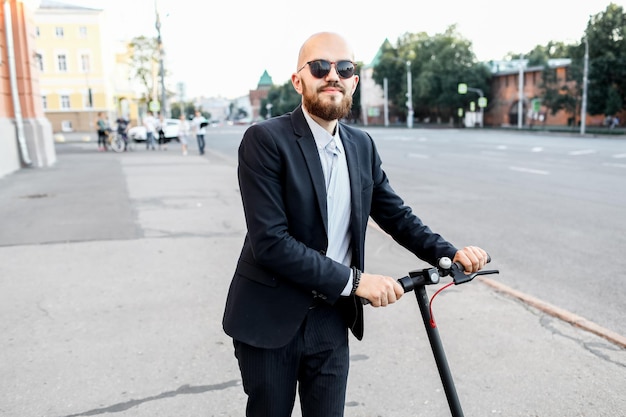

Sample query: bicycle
[107,131,127,153]
[396,256,499,417]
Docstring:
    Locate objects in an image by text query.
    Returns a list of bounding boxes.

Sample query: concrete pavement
[1,138,625,417]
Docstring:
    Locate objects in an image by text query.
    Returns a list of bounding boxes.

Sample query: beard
[302,81,353,122]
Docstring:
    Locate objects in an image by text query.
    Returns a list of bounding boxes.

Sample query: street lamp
[580,37,589,135]
[406,60,413,128]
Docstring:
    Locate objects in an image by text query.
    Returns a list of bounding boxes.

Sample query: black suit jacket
[222,106,457,349]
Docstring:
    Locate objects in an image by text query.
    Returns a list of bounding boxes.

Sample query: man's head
[291,32,359,123]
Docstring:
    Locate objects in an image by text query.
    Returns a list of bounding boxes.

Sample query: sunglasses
[297,60,357,79]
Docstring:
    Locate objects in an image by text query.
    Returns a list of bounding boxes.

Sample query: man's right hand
[355,273,404,307]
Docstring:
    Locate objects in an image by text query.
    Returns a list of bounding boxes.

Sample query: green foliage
[540,3,626,119]
[372,25,491,122]
[169,102,197,119]
[585,3,626,116]
[261,82,301,119]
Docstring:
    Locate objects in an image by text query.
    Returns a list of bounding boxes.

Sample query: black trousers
[233,303,349,417]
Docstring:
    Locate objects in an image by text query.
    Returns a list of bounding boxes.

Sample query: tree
[584,3,626,116]
[373,25,491,123]
[539,3,626,122]
[169,102,196,119]
[261,82,301,119]
[128,36,160,108]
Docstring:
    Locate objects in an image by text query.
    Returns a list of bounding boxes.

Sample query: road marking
[407,153,430,159]
[496,145,507,150]
[531,146,543,152]
[509,166,550,175]
[613,153,626,159]
[569,149,597,156]
[602,162,626,169]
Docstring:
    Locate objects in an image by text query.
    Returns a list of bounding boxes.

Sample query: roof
[257,70,273,87]
[39,0,100,11]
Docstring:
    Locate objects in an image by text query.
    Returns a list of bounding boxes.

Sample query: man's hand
[355,273,404,307]
[453,246,489,273]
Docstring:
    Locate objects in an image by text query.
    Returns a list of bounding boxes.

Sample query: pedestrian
[222,31,490,417]
[115,115,130,151]
[191,110,207,155]
[178,114,190,156]
[143,111,157,150]
[95,112,109,152]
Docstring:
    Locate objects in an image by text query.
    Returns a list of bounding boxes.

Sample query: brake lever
[447,261,499,285]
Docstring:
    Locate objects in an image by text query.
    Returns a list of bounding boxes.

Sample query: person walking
[222,31,489,417]
[95,112,109,151]
[191,110,207,155]
[178,114,190,156]
[143,111,158,150]
[115,115,130,151]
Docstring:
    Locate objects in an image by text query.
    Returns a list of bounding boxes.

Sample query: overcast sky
[69,0,625,99]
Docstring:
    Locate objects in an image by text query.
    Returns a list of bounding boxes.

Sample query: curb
[479,277,626,349]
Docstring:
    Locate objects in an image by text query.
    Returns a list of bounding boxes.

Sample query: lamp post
[580,37,589,135]
[406,60,414,128]
[155,0,166,117]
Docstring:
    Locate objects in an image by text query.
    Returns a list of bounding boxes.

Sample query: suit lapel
[340,127,363,261]
[292,107,329,234]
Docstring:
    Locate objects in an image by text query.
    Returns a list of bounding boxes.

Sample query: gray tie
[325,139,338,190]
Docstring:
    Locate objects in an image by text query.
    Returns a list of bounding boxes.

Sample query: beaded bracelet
[350,266,362,295]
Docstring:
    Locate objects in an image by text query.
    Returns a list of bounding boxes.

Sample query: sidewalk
[1,142,624,417]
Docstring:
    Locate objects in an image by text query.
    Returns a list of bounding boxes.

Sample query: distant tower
[249,70,273,121]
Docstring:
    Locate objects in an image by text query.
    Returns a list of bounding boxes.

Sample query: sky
[68,0,625,99]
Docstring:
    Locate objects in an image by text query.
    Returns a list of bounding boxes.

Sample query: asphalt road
[1,131,625,416]
[204,125,626,337]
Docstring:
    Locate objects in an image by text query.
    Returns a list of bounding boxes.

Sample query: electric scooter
[397,257,499,417]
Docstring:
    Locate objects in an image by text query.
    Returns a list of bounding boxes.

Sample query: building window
[36,26,40,37]
[42,95,48,109]
[80,54,90,73]
[55,27,64,38]
[84,89,93,108]
[61,121,73,132]
[57,54,67,72]
[79,26,87,38]
[60,95,71,109]
[36,52,44,72]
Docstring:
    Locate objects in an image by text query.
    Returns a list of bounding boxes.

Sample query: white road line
[531,147,543,152]
[613,153,626,159]
[569,149,597,156]
[407,153,429,159]
[509,166,550,175]
[602,162,626,169]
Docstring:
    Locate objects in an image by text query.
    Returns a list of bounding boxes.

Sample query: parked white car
[128,118,181,142]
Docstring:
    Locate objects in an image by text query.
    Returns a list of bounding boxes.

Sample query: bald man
[222,32,489,416]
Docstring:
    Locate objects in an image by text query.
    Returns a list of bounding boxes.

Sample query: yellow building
[34,0,140,133]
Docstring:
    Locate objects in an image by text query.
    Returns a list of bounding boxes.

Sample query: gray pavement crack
[60,380,240,417]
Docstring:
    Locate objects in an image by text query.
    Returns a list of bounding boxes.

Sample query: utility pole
[580,37,589,135]
[518,55,524,129]
[155,0,166,117]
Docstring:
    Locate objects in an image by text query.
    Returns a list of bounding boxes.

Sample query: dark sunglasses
[297,60,357,79]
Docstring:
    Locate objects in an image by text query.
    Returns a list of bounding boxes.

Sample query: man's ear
[291,74,303,95]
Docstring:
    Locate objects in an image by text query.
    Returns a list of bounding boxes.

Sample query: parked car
[128,118,180,142]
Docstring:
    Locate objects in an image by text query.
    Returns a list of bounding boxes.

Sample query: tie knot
[326,140,337,153]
